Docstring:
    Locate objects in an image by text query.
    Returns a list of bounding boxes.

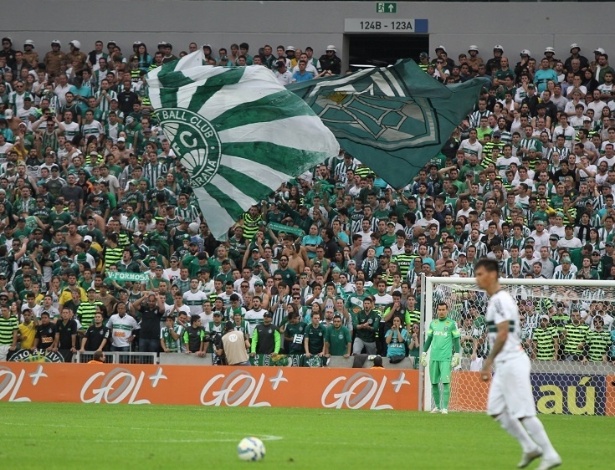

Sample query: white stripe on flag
[371,72,395,97]
[197,76,281,122]
[209,173,256,212]
[306,68,373,98]
[174,50,207,71]
[193,186,236,234]
[218,116,335,155]
[220,155,290,190]
[383,69,405,96]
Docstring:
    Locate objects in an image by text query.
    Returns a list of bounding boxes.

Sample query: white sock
[521,417,559,459]
[495,412,539,453]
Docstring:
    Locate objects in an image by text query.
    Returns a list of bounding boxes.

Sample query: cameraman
[220,321,251,366]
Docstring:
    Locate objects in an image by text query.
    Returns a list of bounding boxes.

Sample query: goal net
[421,277,615,415]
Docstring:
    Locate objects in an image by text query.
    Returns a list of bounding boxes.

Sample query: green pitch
[0,403,610,469]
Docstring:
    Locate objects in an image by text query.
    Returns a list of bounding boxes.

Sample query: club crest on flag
[158,108,221,187]
[288,60,485,189]
[317,91,438,148]
[147,51,339,240]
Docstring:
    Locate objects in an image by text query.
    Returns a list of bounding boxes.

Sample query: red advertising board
[0,363,419,410]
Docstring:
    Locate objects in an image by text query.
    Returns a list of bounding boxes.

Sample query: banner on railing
[249,354,325,367]
[0,363,419,410]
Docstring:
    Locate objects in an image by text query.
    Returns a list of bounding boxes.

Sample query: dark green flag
[288,60,485,189]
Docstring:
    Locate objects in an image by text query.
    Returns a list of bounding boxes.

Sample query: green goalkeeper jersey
[425,317,460,361]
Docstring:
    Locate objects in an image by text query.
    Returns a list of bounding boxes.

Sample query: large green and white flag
[147,52,338,239]
[288,60,485,189]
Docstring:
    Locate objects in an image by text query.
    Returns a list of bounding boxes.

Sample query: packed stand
[0,37,612,366]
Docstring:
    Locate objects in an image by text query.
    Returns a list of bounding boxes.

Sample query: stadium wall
[1,1,614,71]
[0,363,420,409]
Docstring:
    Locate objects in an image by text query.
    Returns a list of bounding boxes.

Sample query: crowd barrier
[0,363,420,409]
[450,371,615,416]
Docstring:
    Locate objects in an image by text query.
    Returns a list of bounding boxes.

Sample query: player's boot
[517,449,542,468]
[536,455,562,470]
[430,407,440,413]
[440,409,448,414]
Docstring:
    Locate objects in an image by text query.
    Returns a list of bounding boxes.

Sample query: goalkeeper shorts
[429,360,452,384]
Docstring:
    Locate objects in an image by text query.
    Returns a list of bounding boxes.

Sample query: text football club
[158,108,222,187]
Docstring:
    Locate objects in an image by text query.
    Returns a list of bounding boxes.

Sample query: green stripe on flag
[221,142,326,175]
[157,67,196,90]
[216,165,276,202]
[203,182,245,220]
[211,90,314,131]
[160,88,179,109]
[188,68,246,113]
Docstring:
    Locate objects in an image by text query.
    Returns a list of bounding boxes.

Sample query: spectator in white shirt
[274,61,293,86]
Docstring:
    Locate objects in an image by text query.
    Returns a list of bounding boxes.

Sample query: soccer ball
[237,437,266,461]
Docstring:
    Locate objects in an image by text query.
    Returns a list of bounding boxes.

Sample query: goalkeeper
[421,302,461,414]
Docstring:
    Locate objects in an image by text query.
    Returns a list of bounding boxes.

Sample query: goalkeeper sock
[522,417,559,459]
[441,383,451,409]
[495,412,538,453]
[432,384,441,409]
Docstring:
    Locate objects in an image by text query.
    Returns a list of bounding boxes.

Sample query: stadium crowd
[0,37,613,366]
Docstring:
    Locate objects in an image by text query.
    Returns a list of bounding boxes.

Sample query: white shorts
[487,354,536,419]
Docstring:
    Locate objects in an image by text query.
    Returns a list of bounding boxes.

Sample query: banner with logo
[107,272,150,282]
[249,354,325,367]
[266,222,305,238]
[449,371,612,416]
[0,363,418,410]
[9,349,64,363]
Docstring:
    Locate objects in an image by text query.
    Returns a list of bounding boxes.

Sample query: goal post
[421,276,615,415]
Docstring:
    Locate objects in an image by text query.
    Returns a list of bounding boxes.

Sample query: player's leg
[509,357,561,469]
[488,363,540,466]
[429,360,441,412]
[439,360,452,413]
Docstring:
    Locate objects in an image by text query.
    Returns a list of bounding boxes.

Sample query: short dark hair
[475,258,499,274]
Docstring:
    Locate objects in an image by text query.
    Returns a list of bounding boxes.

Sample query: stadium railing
[75,351,158,364]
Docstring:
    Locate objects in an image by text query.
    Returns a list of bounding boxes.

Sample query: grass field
[0,403,611,469]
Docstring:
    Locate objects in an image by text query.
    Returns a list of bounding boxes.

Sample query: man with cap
[486,45,504,75]
[319,45,341,75]
[467,45,483,74]
[417,52,430,73]
[531,315,558,361]
[76,287,100,333]
[220,320,250,366]
[250,310,281,356]
[181,314,207,356]
[565,43,589,72]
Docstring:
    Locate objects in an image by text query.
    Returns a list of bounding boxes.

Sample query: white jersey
[182,290,208,314]
[373,293,393,311]
[106,313,139,348]
[486,289,525,364]
[245,308,267,334]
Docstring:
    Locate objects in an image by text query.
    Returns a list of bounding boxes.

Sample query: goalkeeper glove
[451,353,460,368]
[420,352,428,367]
